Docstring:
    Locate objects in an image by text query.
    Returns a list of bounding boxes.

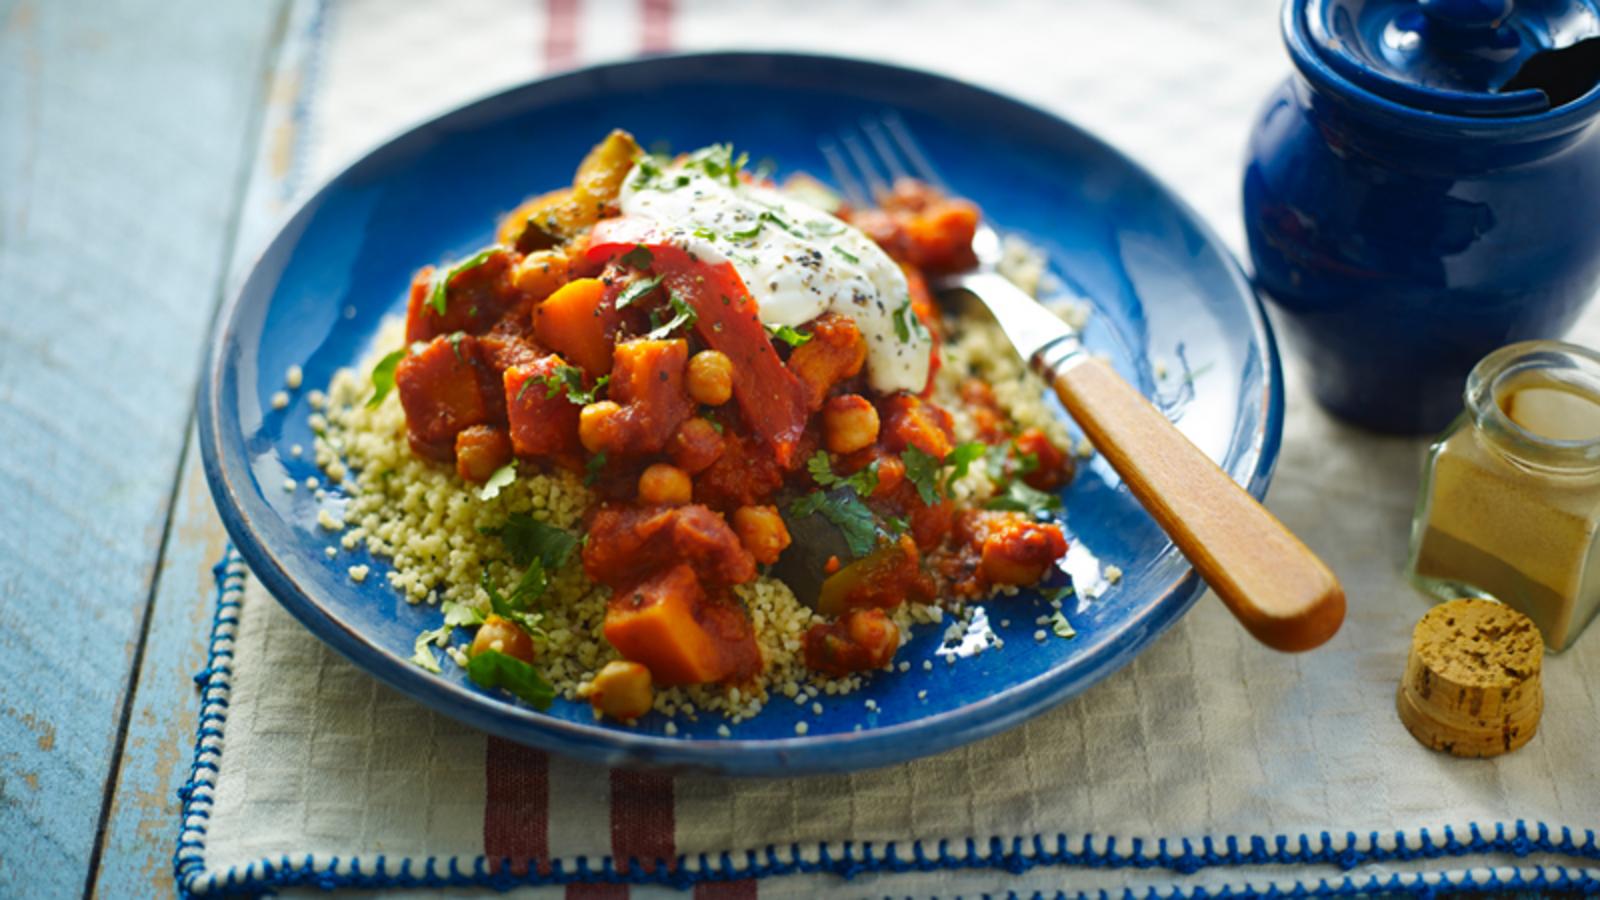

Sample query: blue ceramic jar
[1244,0,1600,433]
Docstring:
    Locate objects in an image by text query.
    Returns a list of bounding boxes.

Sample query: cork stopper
[1397,598,1544,758]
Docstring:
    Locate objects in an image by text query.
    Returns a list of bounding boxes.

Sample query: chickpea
[668,417,724,474]
[822,394,880,454]
[454,425,512,484]
[470,615,537,664]
[587,660,654,721]
[511,250,569,300]
[733,504,792,565]
[686,350,734,406]
[638,463,692,506]
[578,400,623,453]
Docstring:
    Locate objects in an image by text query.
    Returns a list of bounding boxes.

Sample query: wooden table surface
[0,1,291,896]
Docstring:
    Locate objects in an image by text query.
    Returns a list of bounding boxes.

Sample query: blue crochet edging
[174,550,1600,898]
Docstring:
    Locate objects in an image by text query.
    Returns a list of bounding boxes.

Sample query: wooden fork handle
[1049,354,1345,652]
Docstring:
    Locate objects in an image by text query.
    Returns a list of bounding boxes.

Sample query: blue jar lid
[1303,0,1600,115]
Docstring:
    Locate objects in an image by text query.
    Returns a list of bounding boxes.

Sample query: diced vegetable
[1013,427,1074,491]
[880,393,954,459]
[667,418,725,474]
[577,338,692,457]
[403,250,521,345]
[533,277,613,377]
[787,312,867,411]
[603,564,729,686]
[504,357,584,461]
[582,503,757,589]
[957,510,1069,586]
[814,534,932,617]
[395,334,500,459]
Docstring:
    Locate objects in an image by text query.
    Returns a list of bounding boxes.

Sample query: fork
[822,116,1345,653]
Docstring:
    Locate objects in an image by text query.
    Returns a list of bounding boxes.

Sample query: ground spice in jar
[1407,341,1600,651]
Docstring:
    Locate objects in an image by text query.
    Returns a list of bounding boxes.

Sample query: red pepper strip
[589,218,810,467]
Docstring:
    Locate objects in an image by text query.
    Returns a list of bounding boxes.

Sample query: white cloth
[183,0,1600,896]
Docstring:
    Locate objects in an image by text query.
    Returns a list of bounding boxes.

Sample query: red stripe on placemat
[612,769,676,874]
[484,738,551,876]
[543,0,581,72]
[640,0,674,53]
[566,885,629,899]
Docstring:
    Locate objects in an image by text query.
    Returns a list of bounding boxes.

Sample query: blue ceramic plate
[200,52,1282,775]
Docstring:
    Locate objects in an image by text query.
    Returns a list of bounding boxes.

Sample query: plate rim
[199,49,1284,775]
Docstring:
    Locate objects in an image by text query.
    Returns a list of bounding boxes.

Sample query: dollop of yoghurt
[618,149,933,395]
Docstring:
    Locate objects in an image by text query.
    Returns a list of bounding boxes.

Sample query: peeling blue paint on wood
[0,0,284,896]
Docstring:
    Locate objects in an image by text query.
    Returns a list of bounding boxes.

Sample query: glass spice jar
[1407,341,1600,652]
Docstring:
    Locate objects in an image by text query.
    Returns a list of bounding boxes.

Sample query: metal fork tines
[821,115,1068,364]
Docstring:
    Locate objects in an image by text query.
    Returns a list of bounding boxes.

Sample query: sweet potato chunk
[604,565,727,686]
[1014,427,1074,491]
[395,334,500,456]
[692,431,787,512]
[533,278,613,377]
[582,504,757,589]
[787,312,867,410]
[404,251,523,345]
[504,356,583,460]
[577,339,691,457]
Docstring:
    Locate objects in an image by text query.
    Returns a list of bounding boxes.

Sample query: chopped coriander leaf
[645,292,698,340]
[901,445,943,505]
[807,451,879,497]
[703,413,724,434]
[760,210,805,237]
[480,513,578,570]
[410,625,452,673]
[467,649,554,710]
[447,331,467,361]
[443,602,486,627]
[479,462,516,501]
[1049,611,1077,639]
[428,248,498,316]
[985,479,1063,515]
[831,245,860,265]
[480,567,550,636]
[891,299,927,344]
[692,226,718,241]
[727,220,764,240]
[690,143,748,187]
[620,244,653,270]
[884,515,910,535]
[615,274,664,310]
[366,348,407,408]
[533,364,609,405]
[942,441,987,493]
[767,323,813,348]
[584,451,607,486]
[1043,585,1075,605]
[788,490,880,559]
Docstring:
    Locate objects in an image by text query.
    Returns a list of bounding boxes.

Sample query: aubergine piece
[769,489,913,615]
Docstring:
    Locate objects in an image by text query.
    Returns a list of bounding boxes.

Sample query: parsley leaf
[727,220,764,240]
[529,364,609,405]
[1049,611,1077,639]
[807,450,879,497]
[443,602,486,627]
[789,490,880,559]
[583,452,607,486]
[831,245,860,265]
[942,441,987,494]
[447,331,467,361]
[366,347,408,408]
[645,292,698,340]
[479,462,516,501]
[767,324,813,348]
[690,143,748,188]
[615,274,664,310]
[985,478,1063,515]
[901,445,943,505]
[482,513,579,571]
[410,625,452,674]
[467,649,554,710]
[620,244,653,270]
[429,248,498,316]
[891,299,927,344]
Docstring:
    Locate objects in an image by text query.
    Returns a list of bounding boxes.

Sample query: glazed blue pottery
[1245,0,1600,433]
